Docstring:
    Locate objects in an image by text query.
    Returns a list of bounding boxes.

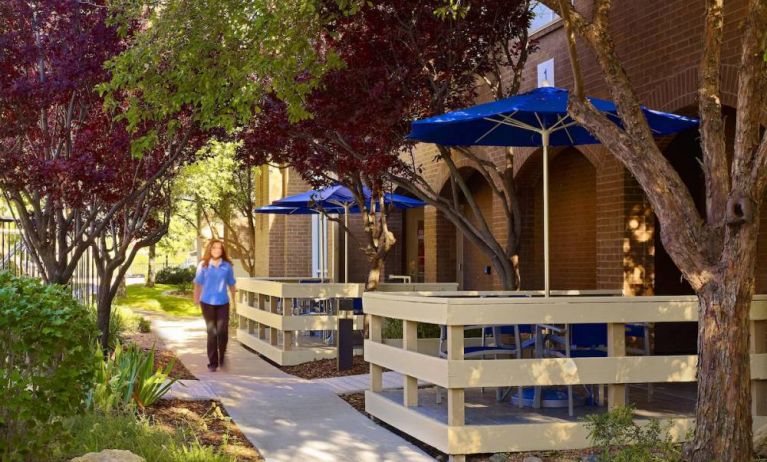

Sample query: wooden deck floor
[376,382,697,425]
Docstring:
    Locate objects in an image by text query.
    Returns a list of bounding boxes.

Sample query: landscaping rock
[522,456,543,462]
[71,449,145,462]
[488,454,508,462]
[755,424,767,457]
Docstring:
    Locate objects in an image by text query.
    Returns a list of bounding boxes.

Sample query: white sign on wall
[537,58,555,87]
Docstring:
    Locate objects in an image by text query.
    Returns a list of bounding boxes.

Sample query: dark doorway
[653,126,704,354]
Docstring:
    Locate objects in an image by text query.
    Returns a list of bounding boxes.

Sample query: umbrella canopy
[254,205,346,215]
[273,184,425,210]
[258,186,425,283]
[409,86,698,147]
[408,86,699,296]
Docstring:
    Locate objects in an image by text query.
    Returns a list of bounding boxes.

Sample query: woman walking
[193,239,237,372]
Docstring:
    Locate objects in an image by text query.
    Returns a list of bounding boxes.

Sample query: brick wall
[517,148,597,290]
[342,210,405,283]
[460,172,498,291]
[412,0,767,294]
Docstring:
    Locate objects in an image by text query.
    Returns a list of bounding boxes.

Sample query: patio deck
[235,277,457,365]
[362,290,767,461]
[375,382,696,426]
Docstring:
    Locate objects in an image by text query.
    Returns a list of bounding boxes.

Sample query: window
[529,2,561,34]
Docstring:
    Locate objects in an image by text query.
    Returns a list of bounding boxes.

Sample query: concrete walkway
[313,371,405,395]
[147,314,434,462]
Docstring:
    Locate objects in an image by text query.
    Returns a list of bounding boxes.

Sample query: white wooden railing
[363,291,767,461]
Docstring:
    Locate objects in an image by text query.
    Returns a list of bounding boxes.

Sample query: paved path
[147,314,433,462]
[313,371,404,395]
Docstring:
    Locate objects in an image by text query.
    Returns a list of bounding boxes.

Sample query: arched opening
[394,186,425,282]
[434,179,457,285]
[517,148,597,290]
[652,105,734,354]
[460,171,495,291]
[433,167,496,290]
[337,196,408,284]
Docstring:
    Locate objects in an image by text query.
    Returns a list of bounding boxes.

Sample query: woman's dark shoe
[207,364,217,372]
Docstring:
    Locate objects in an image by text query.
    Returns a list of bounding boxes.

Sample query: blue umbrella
[258,186,425,282]
[254,205,346,215]
[273,183,424,210]
[408,86,699,296]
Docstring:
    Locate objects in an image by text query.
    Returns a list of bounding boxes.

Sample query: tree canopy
[103,0,358,149]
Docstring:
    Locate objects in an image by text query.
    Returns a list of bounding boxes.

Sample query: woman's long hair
[201,239,233,268]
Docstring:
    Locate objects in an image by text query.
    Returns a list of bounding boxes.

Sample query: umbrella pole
[344,204,349,283]
[323,214,328,282]
[542,130,550,298]
[319,214,325,282]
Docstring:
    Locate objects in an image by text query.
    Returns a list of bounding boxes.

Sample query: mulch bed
[339,392,595,462]
[272,354,371,380]
[145,399,264,462]
[123,330,196,380]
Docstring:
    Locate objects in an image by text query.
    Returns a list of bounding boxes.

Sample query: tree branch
[698,0,729,225]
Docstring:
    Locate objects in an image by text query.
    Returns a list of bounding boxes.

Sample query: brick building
[408,0,767,297]
[251,0,767,309]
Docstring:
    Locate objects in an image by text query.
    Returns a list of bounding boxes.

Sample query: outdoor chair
[537,322,652,415]
[435,324,536,403]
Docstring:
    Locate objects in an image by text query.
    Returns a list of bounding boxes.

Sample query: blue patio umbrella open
[254,204,346,215]
[273,183,424,210]
[258,185,425,282]
[409,86,699,296]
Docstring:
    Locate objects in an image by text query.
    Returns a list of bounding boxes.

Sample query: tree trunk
[366,253,386,291]
[116,276,127,298]
[146,244,156,288]
[96,274,114,351]
[687,278,754,461]
[686,218,760,461]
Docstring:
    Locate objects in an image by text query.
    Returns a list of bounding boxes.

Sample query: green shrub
[86,343,179,414]
[137,316,152,333]
[0,271,98,461]
[50,412,238,462]
[382,318,454,339]
[156,266,196,293]
[109,306,128,347]
[583,405,682,462]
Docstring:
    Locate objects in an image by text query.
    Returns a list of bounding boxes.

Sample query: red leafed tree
[0,0,199,347]
[239,0,532,289]
[238,2,423,289]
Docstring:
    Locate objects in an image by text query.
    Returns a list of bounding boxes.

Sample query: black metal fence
[0,217,99,307]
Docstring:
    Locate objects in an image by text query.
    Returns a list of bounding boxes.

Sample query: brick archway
[516,147,597,290]
[424,163,499,290]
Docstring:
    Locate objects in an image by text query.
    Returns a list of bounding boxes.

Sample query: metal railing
[0,217,99,308]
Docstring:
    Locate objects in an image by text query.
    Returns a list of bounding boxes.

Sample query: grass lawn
[115,283,200,317]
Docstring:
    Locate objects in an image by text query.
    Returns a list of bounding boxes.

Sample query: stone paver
[164,379,217,401]
[313,371,405,394]
[147,314,434,462]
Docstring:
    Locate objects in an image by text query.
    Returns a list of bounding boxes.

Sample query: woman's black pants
[201,302,229,367]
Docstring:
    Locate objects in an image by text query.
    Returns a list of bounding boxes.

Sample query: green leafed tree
[175,141,259,276]
[103,0,357,139]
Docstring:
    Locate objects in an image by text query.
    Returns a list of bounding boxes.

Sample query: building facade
[248,0,767,307]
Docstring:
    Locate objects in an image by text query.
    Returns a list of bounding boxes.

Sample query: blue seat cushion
[625,323,646,338]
